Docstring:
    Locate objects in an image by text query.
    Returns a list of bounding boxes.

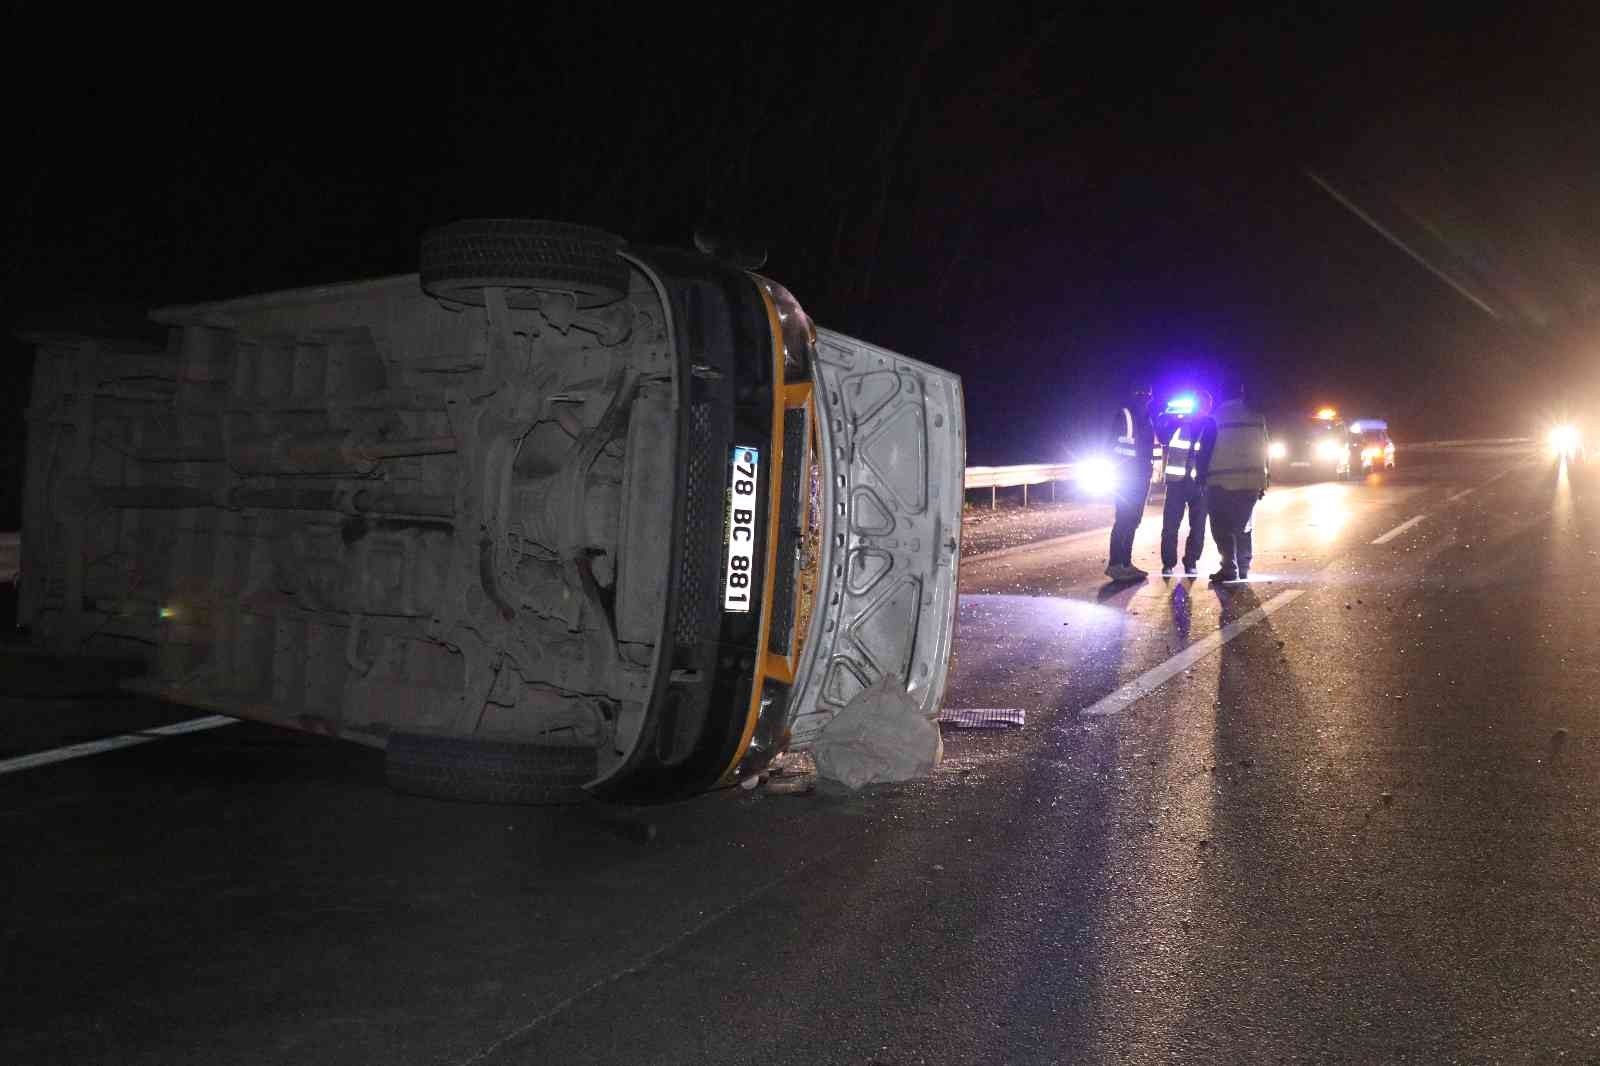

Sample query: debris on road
[814,676,943,790]
[744,753,820,796]
[936,707,1026,730]
[766,776,817,797]
[959,501,1104,559]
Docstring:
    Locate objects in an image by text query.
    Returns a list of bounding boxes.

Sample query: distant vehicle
[1268,407,1351,481]
[1349,419,1397,474]
[18,219,966,804]
[1549,421,1587,464]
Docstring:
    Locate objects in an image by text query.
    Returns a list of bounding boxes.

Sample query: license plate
[722,445,760,612]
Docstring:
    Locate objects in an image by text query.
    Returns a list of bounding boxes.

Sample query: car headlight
[1362,446,1381,460]
[1315,439,1343,461]
[1076,456,1116,497]
[1268,441,1287,460]
[1550,424,1581,454]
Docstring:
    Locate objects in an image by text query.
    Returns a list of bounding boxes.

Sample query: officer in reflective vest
[1158,390,1214,577]
[1195,383,1270,583]
[1105,383,1157,582]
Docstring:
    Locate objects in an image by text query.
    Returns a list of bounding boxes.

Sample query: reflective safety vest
[1164,424,1199,479]
[1112,406,1140,460]
[1112,406,1159,463]
[1207,400,1269,491]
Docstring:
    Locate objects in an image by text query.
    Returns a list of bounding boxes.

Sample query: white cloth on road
[814,675,943,790]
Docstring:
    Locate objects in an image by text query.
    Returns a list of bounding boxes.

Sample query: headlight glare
[1076,456,1116,497]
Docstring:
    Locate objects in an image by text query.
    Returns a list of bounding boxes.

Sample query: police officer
[1196,383,1269,583]
[1105,383,1158,582]
[1158,390,1214,577]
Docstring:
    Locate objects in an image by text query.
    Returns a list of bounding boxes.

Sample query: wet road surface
[5,446,1600,1064]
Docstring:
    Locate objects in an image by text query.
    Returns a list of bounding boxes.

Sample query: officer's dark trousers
[1160,479,1208,569]
[1205,486,1258,577]
[1108,468,1151,566]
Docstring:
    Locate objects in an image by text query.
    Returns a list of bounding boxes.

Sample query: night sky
[7,3,1600,526]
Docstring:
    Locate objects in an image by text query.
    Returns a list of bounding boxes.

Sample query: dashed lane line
[0,715,237,777]
[1447,460,1534,503]
[1079,589,1305,717]
[1372,514,1427,545]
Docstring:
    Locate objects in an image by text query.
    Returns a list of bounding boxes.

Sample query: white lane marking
[1372,514,1426,545]
[142,715,237,737]
[1447,461,1526,503]
[0,715,236,777]
[1080,589,1305,717]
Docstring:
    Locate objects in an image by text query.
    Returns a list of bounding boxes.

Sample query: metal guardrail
[963,463,1076,489]
[1398,437,1533,451]
[963,463,1078,508]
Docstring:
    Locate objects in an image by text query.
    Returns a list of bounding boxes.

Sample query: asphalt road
[5,445,1599,1065]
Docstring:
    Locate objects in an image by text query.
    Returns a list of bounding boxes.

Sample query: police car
[1268,407,1351,481]
[1349,418,1397,474]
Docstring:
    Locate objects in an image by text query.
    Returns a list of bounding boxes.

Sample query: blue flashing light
[1165,394,1196,416]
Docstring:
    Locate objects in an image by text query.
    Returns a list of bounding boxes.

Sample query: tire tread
[419,219,629,308]
[385,732,597,805]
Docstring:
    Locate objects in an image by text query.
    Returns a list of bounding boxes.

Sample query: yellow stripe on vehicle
[761,381,815,687]
[716,282,792,786]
